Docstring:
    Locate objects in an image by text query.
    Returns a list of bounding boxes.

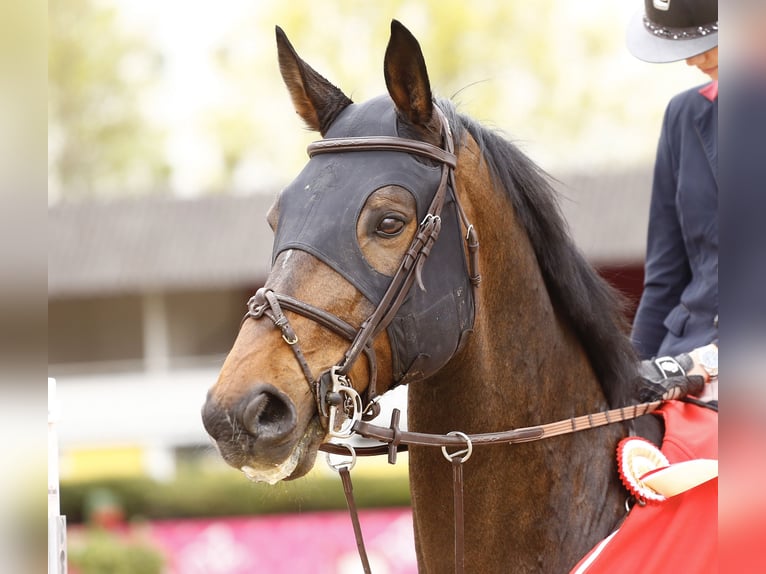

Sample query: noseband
[245,104,480,433]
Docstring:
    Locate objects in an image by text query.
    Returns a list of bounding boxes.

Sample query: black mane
[439,99,638,408]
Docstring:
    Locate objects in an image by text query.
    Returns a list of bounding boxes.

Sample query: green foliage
[60,468,411,523]
[48,1,676,199]
[68,529,164,574]
[211,0,632,185]
[48,0,169,199]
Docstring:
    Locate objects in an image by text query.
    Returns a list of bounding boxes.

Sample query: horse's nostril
[240,385,297,442]
[243,392,286,429]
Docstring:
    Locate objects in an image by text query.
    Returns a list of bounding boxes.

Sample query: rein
[324,399,665,459]
[320,398,666,574]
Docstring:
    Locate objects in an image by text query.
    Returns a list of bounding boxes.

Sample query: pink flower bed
[146,508,416,574]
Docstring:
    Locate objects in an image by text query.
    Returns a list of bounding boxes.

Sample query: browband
[308,136,457,168]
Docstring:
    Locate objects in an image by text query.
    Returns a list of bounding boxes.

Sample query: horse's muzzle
[201,383,300,467]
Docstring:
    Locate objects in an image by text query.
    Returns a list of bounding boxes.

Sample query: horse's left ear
[276,26,352,135]
[384,20,433,126]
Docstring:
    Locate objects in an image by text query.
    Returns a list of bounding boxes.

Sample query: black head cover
[272,95,474,385]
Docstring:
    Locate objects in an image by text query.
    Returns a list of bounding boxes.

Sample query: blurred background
[44,0,718,572]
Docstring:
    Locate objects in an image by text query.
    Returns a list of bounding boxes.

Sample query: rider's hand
[635,353,705,402]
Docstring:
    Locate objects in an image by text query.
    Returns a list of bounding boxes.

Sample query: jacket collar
[699,80,718,102]
[695,82,718,185]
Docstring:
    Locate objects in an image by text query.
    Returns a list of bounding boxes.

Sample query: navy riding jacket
[631,82,719,360]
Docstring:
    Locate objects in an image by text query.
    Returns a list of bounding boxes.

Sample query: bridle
[245,103,480,435]
[242,103,668,574]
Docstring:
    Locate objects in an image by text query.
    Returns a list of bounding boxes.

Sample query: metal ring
[328,386,363,439]
[441,431,473,463]
[325,443,357,472]
[246,298,265,317]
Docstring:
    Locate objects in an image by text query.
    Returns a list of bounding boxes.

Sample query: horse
[202,21,663,573]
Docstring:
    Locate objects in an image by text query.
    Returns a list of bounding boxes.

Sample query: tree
[48,0,168,201]
[47,1,698,198]
[208,0,659,188]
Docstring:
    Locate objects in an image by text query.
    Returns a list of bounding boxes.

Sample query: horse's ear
[384,20,433,126]
[275,26,352,135]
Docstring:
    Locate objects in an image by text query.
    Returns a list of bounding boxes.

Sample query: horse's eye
[376,216,406,237]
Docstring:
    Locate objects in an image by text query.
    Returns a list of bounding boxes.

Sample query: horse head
[202,21,477,483]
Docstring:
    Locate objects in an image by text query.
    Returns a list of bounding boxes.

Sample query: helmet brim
[626,9,718,63]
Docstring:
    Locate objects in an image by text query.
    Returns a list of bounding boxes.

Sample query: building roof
[49,194,277,297]
[48,165,651,298]
[557,165,651,263]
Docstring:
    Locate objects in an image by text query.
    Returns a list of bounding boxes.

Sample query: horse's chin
[238,418,324,485]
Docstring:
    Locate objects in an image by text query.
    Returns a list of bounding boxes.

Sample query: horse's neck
[436,143,609,423]
[413,201,607,431]
[407,241,624,572]
[406,148,627,572]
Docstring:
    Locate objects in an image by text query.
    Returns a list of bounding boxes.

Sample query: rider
[626,0,718,406]
[570,11,720,572]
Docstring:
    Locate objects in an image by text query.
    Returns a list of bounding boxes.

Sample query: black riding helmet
[627,0,718,63]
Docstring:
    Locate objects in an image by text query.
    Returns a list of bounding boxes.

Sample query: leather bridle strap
[243,289,315,397]
[452,458,466,574]
[245,288,378,415]
[307,135,457,168]
[339,466,372,574]
[307,106,459,405]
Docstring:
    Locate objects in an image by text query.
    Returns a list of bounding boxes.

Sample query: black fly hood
[271,95,476,387]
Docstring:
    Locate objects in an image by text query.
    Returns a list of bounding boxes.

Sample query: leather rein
[319,398,664,574]
[243,105,665,574]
